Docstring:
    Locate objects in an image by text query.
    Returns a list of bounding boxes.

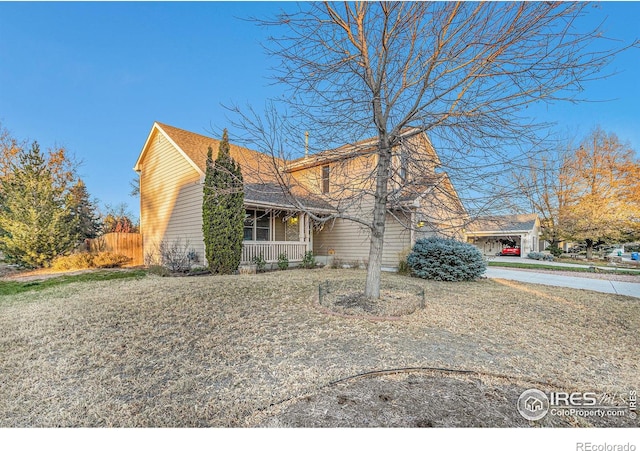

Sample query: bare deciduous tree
[231,2,636,298]
[509,140,575,247]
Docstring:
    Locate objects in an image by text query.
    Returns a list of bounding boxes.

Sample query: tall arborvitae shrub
[202,129,244,274]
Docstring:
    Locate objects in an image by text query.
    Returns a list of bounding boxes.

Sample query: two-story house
[134,122,467,268]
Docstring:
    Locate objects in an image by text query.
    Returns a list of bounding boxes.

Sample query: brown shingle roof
[244,183,333,211]
[155,122,283,185]
[151,122,333,211]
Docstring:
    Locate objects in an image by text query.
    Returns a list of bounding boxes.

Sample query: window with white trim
[322,165,330,193]
[243,209,271,241]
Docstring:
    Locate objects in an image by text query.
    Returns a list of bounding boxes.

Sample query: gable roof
[134,122,333,211]
[134,122,205,177]
[286,127,440,171]
[134,122,284,185]
[466,214,539,233]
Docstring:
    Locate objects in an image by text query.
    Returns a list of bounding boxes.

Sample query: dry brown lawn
[0,269,638,427]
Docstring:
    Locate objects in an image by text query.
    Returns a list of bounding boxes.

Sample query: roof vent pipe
[305,131,309,158]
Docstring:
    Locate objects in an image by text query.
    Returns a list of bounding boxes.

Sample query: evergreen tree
[0,142,76,267]
[202,129,244,274]
[68,179,101,240]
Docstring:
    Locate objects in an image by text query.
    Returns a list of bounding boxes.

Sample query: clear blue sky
[1,2,638,218]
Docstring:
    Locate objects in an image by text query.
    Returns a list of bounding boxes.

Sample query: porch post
[410,211,416,247]
[298,212,304,244]
[304,213,312,252]
[270,211,276,241]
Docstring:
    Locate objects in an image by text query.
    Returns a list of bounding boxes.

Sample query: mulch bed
[317,279,425,319]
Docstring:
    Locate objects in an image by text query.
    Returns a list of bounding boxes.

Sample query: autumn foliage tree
[513,128,640,258]
[102,203,139,234]
[559,128,640,258]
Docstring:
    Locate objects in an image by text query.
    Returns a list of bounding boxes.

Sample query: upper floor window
[322,165,330,193]
[400,148,408,182]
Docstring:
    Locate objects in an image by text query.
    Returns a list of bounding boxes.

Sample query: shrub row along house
[134,122,533,268]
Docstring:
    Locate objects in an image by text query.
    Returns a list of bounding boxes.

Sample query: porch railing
[242,241,309,263]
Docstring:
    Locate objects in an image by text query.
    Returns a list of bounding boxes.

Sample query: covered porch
[241,206,313,264]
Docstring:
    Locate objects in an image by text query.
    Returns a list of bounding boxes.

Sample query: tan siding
[139,130,203,263]
[290,133,438,200]
[273,213,285,241]
[382,214,412,267]
[289,153,377,199]
[416,182,467,239]
[313,213,410,268]
[314,218,370,264]
[163,182,205,264]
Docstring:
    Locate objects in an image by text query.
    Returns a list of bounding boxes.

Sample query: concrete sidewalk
[485,267,640,299]
[490,256,640,272]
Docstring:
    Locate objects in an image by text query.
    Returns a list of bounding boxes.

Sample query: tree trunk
[585,238,594,259]
[364,136,392,299]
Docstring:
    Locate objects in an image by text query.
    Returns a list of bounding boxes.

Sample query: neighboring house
[134,122,467,268]
[464,214,541,258]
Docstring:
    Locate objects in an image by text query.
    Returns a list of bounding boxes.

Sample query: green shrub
[546,244,563,257]
[188,266,210,275]
[147,265,170,277]
[252,254,266,272]
[277,253,289,270]
[301,251,316,269]
[407,237,486,281]
[527,252,554,261]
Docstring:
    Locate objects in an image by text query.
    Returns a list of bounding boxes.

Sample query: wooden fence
[88,232,143,266]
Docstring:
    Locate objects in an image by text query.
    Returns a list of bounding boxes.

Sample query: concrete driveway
[485,267,639,299]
